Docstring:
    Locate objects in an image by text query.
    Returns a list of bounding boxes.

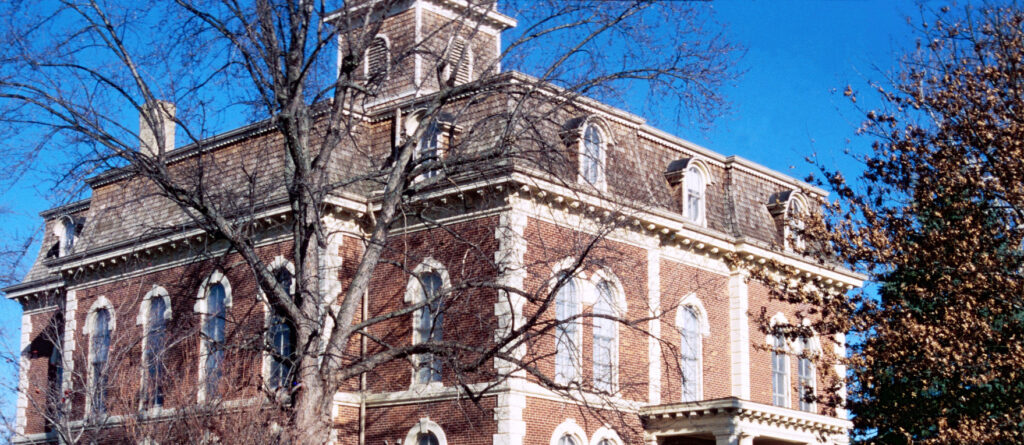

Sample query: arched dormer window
[581,124,605,187]
[138,286,172,408]
[365,36,390,80]
[195,271,232,402]
[675,293,710,402]
[554,273,581,384]
[404,258,450,386]
[85,297,116,414]
[53,215,78,257]
[665,158,710,226]
[787,195,808,251]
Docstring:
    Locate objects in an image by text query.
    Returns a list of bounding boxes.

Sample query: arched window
[554,275,580,384]
[596,441,614,445]
[204,283,227,398]
[417,120,441,179]
[679,306,701,401]
[366,36,389,79]
[144,297,167,407]
[418,432,440,445]
[592,281,616,392]
[558,436,580,445]
[798,336,816,412]
[91,308,111,414]
[581,124,603,186]
[62,217,75,255]
[684,165,706,224]
[788,197,807,251]
[415,272,443,384]
[269,268,296,389]
[771,330,789,407]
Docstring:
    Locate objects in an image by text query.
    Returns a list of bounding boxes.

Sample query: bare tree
[0,0,738,442]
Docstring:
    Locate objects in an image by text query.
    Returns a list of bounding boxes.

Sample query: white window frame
[137,286,172,410]
[766,312,792,408]
[577,121,609,190]
[587,269,627,394]
[550,419,587,445]
[682,161,710,226]
[589,427,623,445]
[785,193,809,251]
[54,215,76,257]
[260,256,297,390]
[403,417,448,445]
[404,257,451,388]
[795,318,822,412]
[84,296,116,415]
[553,270,584,386]
[194,271,233,403]
[675,293,710,402]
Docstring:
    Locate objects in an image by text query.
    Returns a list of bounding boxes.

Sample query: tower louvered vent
[366,37,388,79]
[448,38,471,85]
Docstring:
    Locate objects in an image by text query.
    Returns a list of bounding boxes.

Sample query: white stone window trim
[84,296,116,415]
[681,159,711,227]
[550,418,587,445]
[783,191,810,252]
[576,118,612,191]
[766,312,793,409]
[194,270,233,403]
[549,257,587,385]
[137,285,172,411]
[586,269,627,394]
[260,256,296,390]
[403,417,448,445]
[675,292,710,402]
[404,257,451,389]
[588,426,623,445]
[364,34,391,79]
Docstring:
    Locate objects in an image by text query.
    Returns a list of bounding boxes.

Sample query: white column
[728,270,750,399]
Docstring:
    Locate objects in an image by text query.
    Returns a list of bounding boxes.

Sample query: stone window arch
[550,419,587,445]
[589,427,623,445]
[404,258,451,387]
[403,418,448,445]
[588,269,627,393]
[675,293,710,401]
[85,296,116,414]
[137,286,172,408]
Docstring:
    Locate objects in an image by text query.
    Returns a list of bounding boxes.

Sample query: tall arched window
[788,197,806,251]
[771,331,789,407]
[91,308,111,414]
[558,435,579,445]
[554,275,580,384]
[144,297,167,407]
[418,432,440,445]
[62,218,75,254]
[204,283,227,397]
[684,165,705,224]
[679,306,701,401]
[417,120,441,179]
[593,281,616,392]
[415,272,443,384]
[798,336,816,412]
[581,124,603,186]
[269,268,296,389]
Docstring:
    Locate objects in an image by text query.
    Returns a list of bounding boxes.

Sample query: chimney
[139,100,175,157]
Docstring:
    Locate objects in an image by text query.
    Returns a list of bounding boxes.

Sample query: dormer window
[581,124,604,187]
[417,120,441,179]
[684,165,706,224]
[787,196,807,251]
[365,36,389,80]
[55,216,77,257]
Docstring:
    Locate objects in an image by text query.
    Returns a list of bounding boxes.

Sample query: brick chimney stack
[139,100,176,157]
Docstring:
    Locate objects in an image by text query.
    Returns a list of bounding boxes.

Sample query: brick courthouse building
[5,1,862,444]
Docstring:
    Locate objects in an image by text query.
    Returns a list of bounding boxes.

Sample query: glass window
[771,332,788,407]
[597,440,615,445]
[593,281,616,392]
[91,308,111,413]
[679,306,701,401]
[416,273,443,384]
[204,283,226,397]
[269,268,296,389]
[685,165,705,223]
[62,219,75,254]
[582,125,603,185]
[788,198,806,250]
[555,275,580,384]
[558,435,579,445]
[145,297,167,407]
[798,337,816,412]
[418,432,439,445]
[417,121,440,179]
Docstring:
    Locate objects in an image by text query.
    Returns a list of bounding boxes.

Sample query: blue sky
[0,0,924,423]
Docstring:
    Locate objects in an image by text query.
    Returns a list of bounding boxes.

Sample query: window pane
[416,273,443,383]
[771,334,787,407]
[685,166,704,222]
[205,283,226,396]
[146,298,167,406]
[92,309,110,413]
[679,307,700,401]
[418,433,439,445]
[418,122,440,178]
[555,276,579,383]
[583,125,602,184]
[558,435,578,445]
[593,281,616,392]
[270,269,296,389]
